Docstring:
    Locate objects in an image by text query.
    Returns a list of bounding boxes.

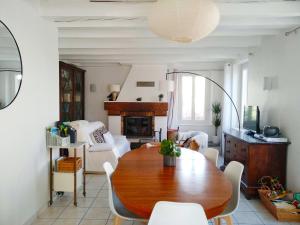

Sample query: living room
[1,0,300,225]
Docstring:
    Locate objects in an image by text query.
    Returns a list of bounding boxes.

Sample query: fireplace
[123,116,153,138]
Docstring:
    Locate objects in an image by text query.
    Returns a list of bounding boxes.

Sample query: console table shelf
[48,142,86,206]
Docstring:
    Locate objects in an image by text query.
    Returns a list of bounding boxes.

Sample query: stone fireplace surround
[104,101,168,141]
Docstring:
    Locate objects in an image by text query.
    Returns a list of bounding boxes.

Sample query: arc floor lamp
[166,71,241,131]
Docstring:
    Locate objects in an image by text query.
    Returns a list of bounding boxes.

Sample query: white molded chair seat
[214,161,244,225]
[204,148,219,166]
[103,162,146,225]
[148,201,209,225]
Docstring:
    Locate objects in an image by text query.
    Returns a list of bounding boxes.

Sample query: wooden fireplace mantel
[104,101,168,116]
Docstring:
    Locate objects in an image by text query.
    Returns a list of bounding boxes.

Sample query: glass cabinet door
[74,70,84,120]
[60,67,73,121]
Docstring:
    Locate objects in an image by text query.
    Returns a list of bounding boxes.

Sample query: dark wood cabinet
[223,130,288,199]
[59,61,85,121]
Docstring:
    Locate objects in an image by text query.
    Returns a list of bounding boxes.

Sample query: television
[243,106,260,134]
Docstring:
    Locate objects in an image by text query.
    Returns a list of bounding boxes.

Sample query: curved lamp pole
[166,71,241,131]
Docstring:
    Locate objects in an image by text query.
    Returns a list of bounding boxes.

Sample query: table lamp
[109,84,120,101]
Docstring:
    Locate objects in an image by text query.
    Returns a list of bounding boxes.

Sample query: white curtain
[167,71,178,129]
[222,63,233,153]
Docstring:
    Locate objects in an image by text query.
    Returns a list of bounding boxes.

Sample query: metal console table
[48,142,86,206]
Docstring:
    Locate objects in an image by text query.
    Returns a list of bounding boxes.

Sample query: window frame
[177,74,211,125]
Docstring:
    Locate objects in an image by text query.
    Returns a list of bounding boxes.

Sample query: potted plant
[212,102,222,145]
[159,139,181,166]
[158,93,164,102]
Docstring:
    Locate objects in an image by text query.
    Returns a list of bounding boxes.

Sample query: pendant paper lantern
[148,0,220,43]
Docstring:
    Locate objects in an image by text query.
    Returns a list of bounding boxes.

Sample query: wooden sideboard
[223,130,289,199]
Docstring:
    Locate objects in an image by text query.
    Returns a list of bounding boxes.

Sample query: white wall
[84,65,131,125]
[247,33,300,191]
[117,64,168,102]
[0,1,59,224]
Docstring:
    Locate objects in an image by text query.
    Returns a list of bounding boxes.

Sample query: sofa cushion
[84,121,105,146]
[90,127,108,144]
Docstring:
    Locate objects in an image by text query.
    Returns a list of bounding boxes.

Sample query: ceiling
[40,0,300,68]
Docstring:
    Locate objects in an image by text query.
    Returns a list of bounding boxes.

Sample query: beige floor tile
[52,196,72,207]
[92,197,109,208]
[79,219,108,225]
[237,201,254,212]
[59,206,88,219]
[83,189,100,198]
[72,197,95,208]
[84,208,111,220]
[233,211,264,224]
[31,219,55,225]
[53,219,81,225]
[97,190,109,198]
[101,183,109,190]
[88,176,106,183]
[38,207,65,219]
[86,182,103,190]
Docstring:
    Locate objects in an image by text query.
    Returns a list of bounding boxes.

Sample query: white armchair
[69,120,130,172]
[178,130,208,152]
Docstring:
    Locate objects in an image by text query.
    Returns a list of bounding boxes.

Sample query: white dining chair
[213,161,244,225]
[148,201,209,225]
[204,148,219,166]
[103,162,147,225]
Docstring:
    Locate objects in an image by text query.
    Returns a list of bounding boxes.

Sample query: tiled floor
[32,173,300,225]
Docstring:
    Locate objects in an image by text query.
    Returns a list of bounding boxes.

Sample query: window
[179,75,206,123]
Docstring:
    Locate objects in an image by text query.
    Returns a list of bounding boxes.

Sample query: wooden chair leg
[113,216,123,225]
[223,216,233,225]
[214,218,221,225]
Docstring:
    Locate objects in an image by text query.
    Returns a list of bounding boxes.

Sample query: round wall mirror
[0,20,22,110]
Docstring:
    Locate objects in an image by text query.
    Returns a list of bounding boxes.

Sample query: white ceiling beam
[54,16,300,29]
[59,53,243,62]
[63,57,229,65]
[221,17,300,29]
[59,47,248,56]
[40,1,300,18]
[59,36,261,49]
[59,50,247,63]
[58,27,280,38]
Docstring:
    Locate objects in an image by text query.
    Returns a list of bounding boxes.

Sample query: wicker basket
[258,189,300,222]
[57,157,82,173]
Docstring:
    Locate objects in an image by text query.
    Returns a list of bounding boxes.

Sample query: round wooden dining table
[112,145,232,219]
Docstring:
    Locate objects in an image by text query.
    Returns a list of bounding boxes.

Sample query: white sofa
[69,120,130,172]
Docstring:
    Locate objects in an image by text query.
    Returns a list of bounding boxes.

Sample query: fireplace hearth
[123,116,153,138]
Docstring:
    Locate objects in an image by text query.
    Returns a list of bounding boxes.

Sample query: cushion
[90,127,108,144]
[189,139,200,151]
[85,121,105,146]
[103,132,115,145]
